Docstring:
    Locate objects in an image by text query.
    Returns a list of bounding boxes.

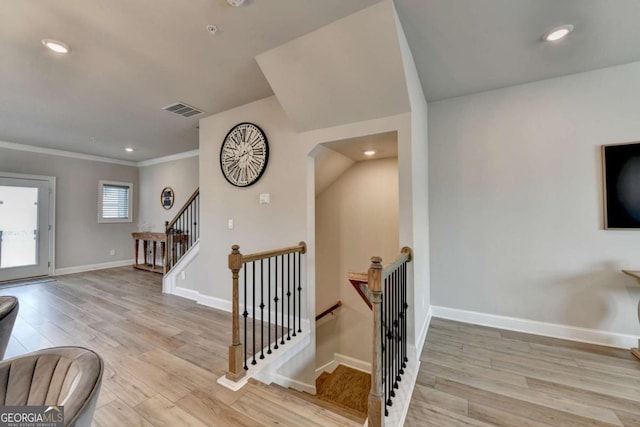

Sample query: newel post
[226,244,246,381]
[368,256,384,427]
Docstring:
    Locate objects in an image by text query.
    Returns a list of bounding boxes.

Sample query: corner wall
[429,62,640,342]
[138,155,199,233]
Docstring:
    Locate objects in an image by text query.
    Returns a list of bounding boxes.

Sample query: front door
[0,176,51,281]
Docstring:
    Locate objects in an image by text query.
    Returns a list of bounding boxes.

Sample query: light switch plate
[259,193,270,204]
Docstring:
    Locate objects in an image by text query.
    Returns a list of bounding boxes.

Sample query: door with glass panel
[0,177,50,281]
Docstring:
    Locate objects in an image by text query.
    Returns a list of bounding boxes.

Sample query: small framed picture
[161,187,175,210]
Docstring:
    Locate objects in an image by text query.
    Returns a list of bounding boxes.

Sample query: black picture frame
[603,142,640,229]
[161,187,175,210]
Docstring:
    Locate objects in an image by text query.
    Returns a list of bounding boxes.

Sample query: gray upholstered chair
[0,347,104,427]
[0,296,18,359]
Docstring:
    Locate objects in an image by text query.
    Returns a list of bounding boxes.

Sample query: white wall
[429,62,640,338]
[138,155,199,232]
[316,158,399,365]
[395,7,431,351]
[0,147,138,269]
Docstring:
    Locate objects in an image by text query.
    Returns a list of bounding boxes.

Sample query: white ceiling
[2,0,640,161]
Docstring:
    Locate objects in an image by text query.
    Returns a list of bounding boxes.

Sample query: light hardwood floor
[406,317,640,426]
[0,267,359,427]
[4,268,640,426]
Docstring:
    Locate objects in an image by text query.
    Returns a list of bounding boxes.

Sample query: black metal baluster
[286,253,291,340]
[400,263,404,370]
[395,269,400,386]
[403,262,408,366]
[243,264,248,370]
[280,255,285,345]
[252,261,256,365]
[384,276,396,406]
[274,256,279,350]
[260,259,265,359]
[268,257,272,355]
[384,276,390,414]
[297,251,302,333]
[292,252,297,338]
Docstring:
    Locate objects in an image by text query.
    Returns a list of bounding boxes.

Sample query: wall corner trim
[430,305,640,349]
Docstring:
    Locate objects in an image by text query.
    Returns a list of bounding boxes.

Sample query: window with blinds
[98,180,133,223]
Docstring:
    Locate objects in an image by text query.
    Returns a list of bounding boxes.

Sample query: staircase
[269,365,370,424]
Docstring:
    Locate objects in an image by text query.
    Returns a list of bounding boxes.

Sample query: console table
[621,270,640,360]
[132,232,166,274]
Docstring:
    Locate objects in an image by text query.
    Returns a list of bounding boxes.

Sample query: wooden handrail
[348,247,412,284]
[166,187,199,231]
[382,247,412,278]
[241,242,306,264]
[316,301,342,322]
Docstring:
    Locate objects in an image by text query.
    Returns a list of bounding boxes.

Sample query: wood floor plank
[93,398,153,427]
[409,317,640,427]
[134,394,209,427]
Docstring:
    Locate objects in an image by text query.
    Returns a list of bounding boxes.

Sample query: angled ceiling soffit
[256,0,410,132]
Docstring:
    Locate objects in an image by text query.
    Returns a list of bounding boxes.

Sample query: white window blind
[98,180,133,223]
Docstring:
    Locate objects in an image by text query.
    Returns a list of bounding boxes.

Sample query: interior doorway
[313,131,399,373]
[0,174,54,282]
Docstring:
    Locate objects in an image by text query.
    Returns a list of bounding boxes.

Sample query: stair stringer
[162,239,199,295]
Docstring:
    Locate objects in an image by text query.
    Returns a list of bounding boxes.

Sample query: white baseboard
[415,306,432,359]
[54,259,134,276]
[335,352,371,373]
[197,293,232,312]
[173,286,199,301]
[431,305,640,350]
[314,359,338,379]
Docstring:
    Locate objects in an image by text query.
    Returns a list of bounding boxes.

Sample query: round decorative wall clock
[220,122,269,187]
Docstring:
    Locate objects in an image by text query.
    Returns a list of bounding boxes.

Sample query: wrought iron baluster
[287,253,291,340]
[280,255,285,345]
[292,252,297,338]
[268,257,272,355]
[252,261,256,365]
[297,251,302,333]
[260,259,265,360]
[243,265,248,371]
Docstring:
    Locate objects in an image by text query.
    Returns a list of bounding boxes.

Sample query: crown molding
[0,140,137,166]
[136,149,199,167]
[0,140,200,167]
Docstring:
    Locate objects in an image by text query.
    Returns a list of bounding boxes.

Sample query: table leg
[152,241,158,270]
[134,239,139,267]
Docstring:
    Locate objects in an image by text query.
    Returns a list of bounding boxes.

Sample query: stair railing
[367,247,412,427]
[226,242,307,382]
[164,188,199,273]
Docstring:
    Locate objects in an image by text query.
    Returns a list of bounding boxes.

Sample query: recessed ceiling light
[125,147,134,152]
[543,25,574,42]
[206,25,218,35]
[227,0,245,6]
[41,38,70,54]
[364,150,376,156]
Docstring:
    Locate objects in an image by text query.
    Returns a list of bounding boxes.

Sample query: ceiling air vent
[162,102,204,118]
